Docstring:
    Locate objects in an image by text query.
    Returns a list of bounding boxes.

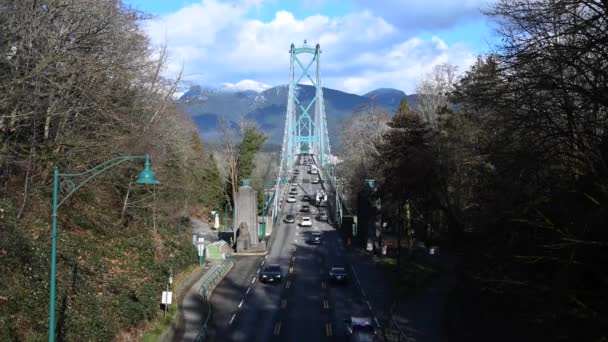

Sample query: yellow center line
[286,281,291,289]
[321,281,326,289]
[281,299,287,309]
[325,323,333,336]
[289,266,294,273]
[323,299,329,309]
[291,256,296,262]
[274,321,282,335]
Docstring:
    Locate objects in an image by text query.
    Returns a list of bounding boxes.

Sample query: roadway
[207,156,386,342]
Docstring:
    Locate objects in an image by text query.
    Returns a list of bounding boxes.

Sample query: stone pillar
[234,179,259,248]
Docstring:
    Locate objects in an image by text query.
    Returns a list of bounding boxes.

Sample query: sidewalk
[160,263,213,342]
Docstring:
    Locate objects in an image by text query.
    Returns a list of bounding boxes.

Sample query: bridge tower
[269,42,333,224]
[280,42,331,176]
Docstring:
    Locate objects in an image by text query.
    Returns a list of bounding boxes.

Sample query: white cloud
[328,36,476,94]
[353,0,495,30]
[145,1,478,95]
[221,79,271,92]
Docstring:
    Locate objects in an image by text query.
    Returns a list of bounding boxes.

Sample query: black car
[259,264,282,283]
[316,211,328,221]
[300,204,310,213]
[284,214,296,224]
[302,194,311,202]
[307,231,322,245]
[344,317,377,341]
[329,266,348,283]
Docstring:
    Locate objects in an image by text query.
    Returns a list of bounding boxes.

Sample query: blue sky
[124,0,498,95]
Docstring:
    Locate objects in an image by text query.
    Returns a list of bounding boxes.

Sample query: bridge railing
[193,257,235,342]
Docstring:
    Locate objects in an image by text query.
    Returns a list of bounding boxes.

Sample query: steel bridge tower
[268,42,335,225]
[279,42,331,177]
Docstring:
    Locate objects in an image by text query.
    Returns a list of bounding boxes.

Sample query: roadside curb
[233,250,268,256]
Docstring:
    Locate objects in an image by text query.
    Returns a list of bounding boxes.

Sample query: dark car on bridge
[316,211,328,221]
[284,213,296,224]
[300,204,311,213]
[329,266,348,284]
[344,317,377,341]
[259,264,282,283]
[307,231,322,245]
[302,194,311,202]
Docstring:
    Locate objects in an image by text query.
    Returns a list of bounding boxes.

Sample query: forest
[338,0,607,340]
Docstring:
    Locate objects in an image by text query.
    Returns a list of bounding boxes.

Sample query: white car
[287,196,296,203]
[300,216,312,227]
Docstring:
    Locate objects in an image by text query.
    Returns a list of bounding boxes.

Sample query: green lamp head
[136,154,160,185]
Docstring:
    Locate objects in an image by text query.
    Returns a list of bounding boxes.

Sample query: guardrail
[193,258,234,342]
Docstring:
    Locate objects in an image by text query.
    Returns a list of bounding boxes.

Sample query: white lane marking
[246,287,251,294]
[238,299,244,308]
[374,317,380,327]
[367,300,372,310]
[257,268,261,274]
[361,289,367,297]
[251,277,256,284]
[229,313,236,324]
[261,260,265,266]
[265,254,269,259]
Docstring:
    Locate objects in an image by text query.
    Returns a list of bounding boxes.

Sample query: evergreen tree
[201,153,224,210]
[237,127,267,184]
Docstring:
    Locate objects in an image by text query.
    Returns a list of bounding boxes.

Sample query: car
[287,196,296,203]
[344,317,377,341]
[329,266,348,284]
[294,169,300,174]
[308,231,322,244]
[308,235,322,245]
[284,214,296,223]
[289,187,298,195]
[316,211,328,221]
[311,177,320,184]
[300,204,310,213]
[300,216,312,227]
[259,264,282,283]
[302,194,311,202]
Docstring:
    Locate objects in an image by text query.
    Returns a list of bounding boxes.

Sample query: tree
[237,126,267,184]
[416,63,459,129]
[201,153,224,210]
[337,104,391,209]
[218,118,267,206]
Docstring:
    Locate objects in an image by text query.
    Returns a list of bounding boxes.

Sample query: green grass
[140,263,202,341]
[141,304,178,342]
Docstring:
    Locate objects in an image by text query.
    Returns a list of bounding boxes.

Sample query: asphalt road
[207,160,385,342]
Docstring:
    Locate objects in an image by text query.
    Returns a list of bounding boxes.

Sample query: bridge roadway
[207,162,385,342]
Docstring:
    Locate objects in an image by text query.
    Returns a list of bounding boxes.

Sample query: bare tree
[416,63,459,129]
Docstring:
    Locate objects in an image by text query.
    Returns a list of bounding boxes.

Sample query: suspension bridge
[204,43,389,342]
[265,42,346,230]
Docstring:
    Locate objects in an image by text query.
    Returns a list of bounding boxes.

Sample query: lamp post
[48,154,159,342]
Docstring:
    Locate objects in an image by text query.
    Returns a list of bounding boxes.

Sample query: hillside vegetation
[0,1,223,340]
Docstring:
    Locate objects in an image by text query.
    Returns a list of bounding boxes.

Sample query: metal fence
[193,258,234,342]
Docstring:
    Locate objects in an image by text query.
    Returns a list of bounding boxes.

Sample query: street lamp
[48,154,159,342]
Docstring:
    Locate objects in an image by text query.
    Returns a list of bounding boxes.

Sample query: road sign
[161,291,172,305]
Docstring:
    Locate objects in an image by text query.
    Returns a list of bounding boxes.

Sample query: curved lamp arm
[56,155,151,208]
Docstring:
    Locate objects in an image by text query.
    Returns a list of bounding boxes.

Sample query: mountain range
[178,85,416,145]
